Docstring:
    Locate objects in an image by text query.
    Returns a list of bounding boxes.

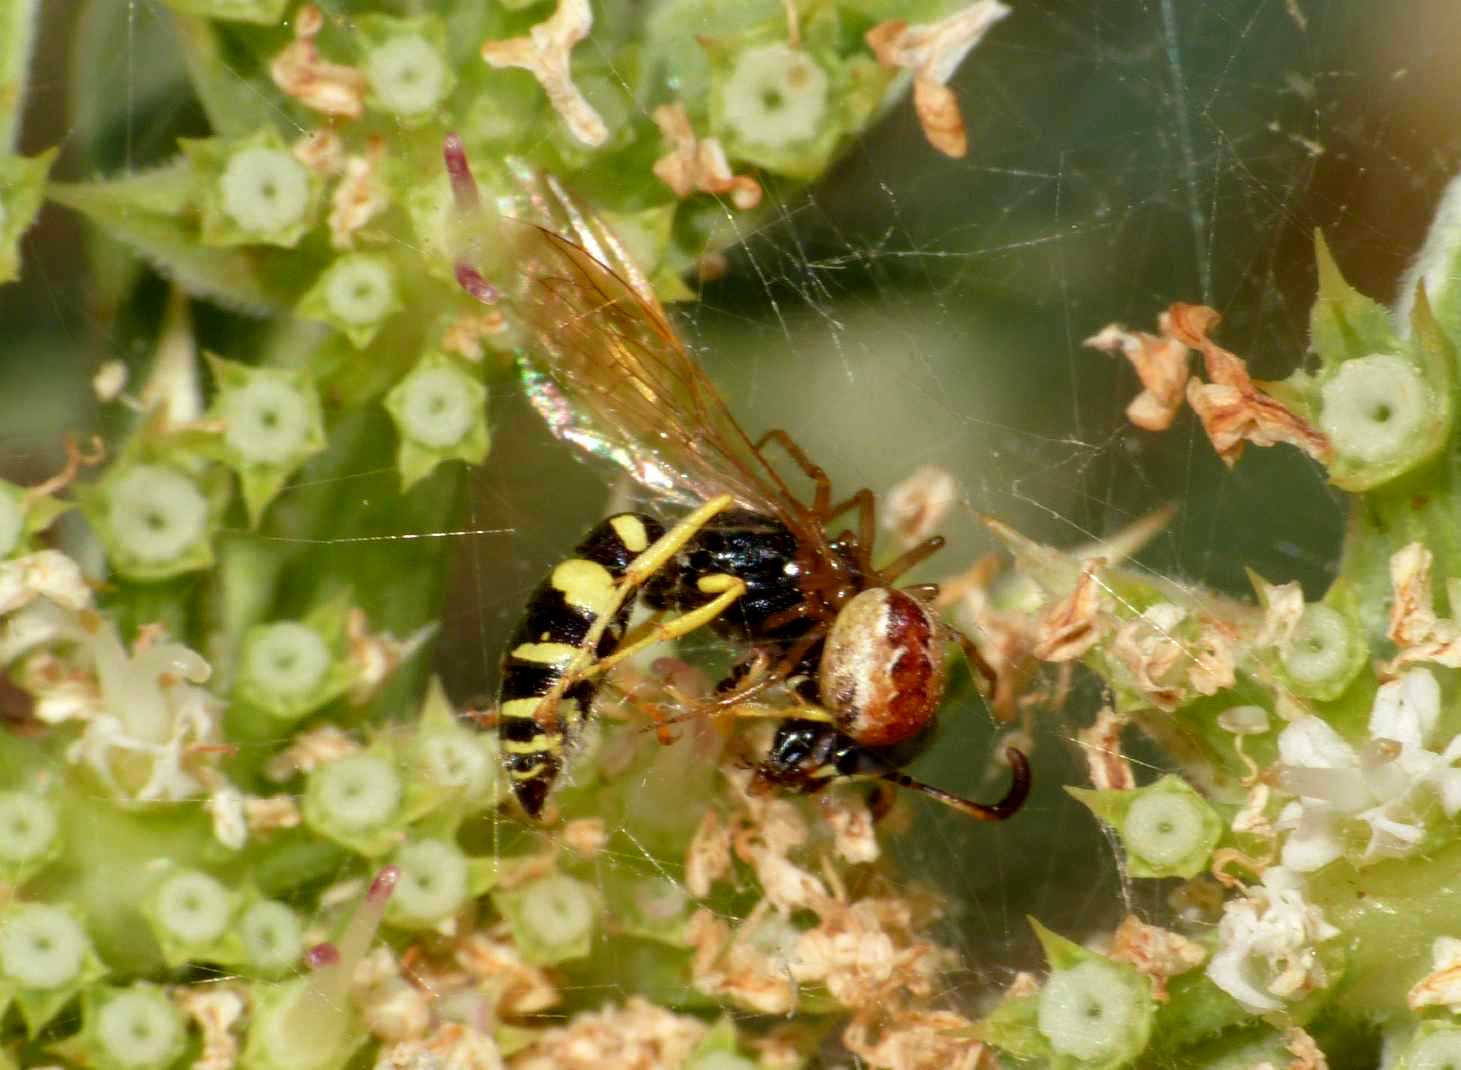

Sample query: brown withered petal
[481,0,607,148]
[1107,915,1206,1002]
[1079,707,1135,791]
[1083,322,1191,431]
[1167,302,1332,467]
[652,103,763,208]
[865,1,1010,158]
[1032,562,1107,662]
[270,7,366,118]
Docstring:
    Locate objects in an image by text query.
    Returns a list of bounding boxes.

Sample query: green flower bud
[1402,1023,1461,1070]
[1037,959,1148,1066]
[240,621,333,718]
[1068,775,1222,879]
[387,839,469,929]
[86,984,186,1070]
[1319,354,1429,466]
[149,869,235,957]
[297,254,401,349]
[383,353,490,489]
[0,904,89,990]
[91,462,217,579]
[359,16,454,120]
[0,791,59,882]
[493,873,598,965]
[183,131,319,248]
[305,752,403,855]
[1281,603,1361,700]
[238,899,303,975]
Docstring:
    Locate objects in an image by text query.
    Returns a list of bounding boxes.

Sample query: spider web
[3,0,1456,1063]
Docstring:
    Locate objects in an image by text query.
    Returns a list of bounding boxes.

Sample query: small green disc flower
[222,377,318,467]
[0,904,89,990]
[244,622,331,705]
[0,484,23,559]
[366,35,450,117]
[1281,604,1358,698]
[0,792,58,868]
[1320,353,1429,466]
[388,839,470,928]
[1037,959,1147,1065]
[220,145,311,236]
[153,870,233,949]
[309,753,403,834]
[393,365,480,449]
[100,463,214,577]
[239,899,303,974]
[91,985,185,1070]
[721,44,829,151]
[384,353,490,489]
[299,255,401,348]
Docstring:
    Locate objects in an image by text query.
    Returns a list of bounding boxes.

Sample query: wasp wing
[508,193,792,517]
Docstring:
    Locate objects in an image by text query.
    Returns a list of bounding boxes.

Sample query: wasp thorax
[819,588,946,748]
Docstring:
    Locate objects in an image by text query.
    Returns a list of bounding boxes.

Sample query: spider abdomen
[819,588,947,748]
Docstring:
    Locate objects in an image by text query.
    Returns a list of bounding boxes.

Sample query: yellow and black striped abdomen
[497,512,665,818]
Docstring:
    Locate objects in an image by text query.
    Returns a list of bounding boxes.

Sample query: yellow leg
[585,573,747,680]
[548,494,739,708]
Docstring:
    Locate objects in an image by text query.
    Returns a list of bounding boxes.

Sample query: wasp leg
[586,572,747,680]
[880,746,1030,822]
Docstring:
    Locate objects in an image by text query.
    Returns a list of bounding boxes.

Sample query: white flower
[1206,866,1338,1013]
[1275,668,1461,871]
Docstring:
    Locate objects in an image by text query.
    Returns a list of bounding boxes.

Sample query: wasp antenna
[881,746,1029,822]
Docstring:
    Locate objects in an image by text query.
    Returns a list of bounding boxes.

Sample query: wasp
[442,135,1029,824]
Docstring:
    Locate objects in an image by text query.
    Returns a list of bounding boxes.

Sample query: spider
[442,135,1029,823]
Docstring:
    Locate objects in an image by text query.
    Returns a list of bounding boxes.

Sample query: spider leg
[754,429,832,516]
[877,535,945,585]
[880,746,1030,822]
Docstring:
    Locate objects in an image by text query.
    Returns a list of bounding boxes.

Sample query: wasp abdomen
[819,587,946,748]
[497,512,665,818]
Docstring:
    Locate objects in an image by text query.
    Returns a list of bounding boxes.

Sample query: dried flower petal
[1084,320,1191,431]
[865,1,1011,158]
[329,139,388,250]
[686,808,733,898]
[175,986,245,1070]
[651,103,761,209]
[843,1008,992,1070]
[1408,936,1461,1013]
[480,0,607,148]
[1079,707,1134,791]
[1168,303,1333,467]
[269,5,367,118]
[883,465,959,548]
[512,996,705,1070]
[1032,561,1106,662]
[1106,915,1205,1001]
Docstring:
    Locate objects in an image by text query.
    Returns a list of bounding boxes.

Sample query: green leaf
[0,148,55,283]
[163,0,287,25]
[170,13,280,137]
[49,166,285,313]
[0,0,41,152]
